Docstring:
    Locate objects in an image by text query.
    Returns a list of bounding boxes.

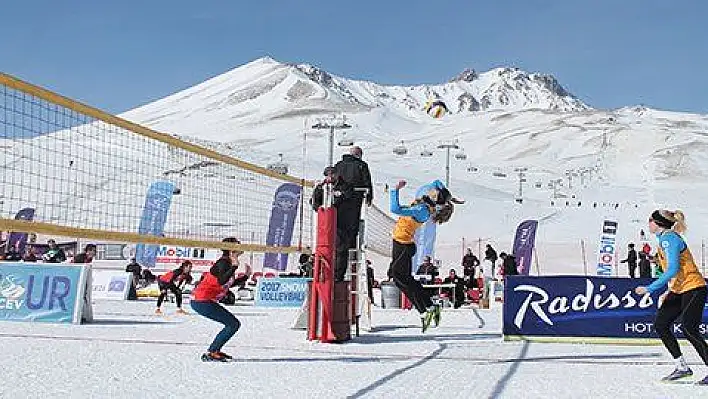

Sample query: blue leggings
[191,300,241,353]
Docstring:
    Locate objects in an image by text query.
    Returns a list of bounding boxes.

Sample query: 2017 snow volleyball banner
[503,275,708,341]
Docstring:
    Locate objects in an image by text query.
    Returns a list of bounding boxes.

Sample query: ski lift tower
[514,167,528,204]
[312,115,352,168]
[437,140,460,187]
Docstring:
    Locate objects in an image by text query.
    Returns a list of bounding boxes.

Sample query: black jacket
[621,249,638,265]
[503,256,518,276]
[485,247,498,262]
[210,256,249,287]
[334,154,373,204]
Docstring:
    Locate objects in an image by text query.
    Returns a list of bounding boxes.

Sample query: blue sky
[2,0,706,114]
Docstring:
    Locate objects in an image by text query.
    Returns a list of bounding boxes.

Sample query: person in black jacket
[484,244,498,271]
[620,243,638,278]
[42,239,66,263]
[638,251,652,278]
[500,252,518,276]
[462,249,481,279]
[333,146,373,282]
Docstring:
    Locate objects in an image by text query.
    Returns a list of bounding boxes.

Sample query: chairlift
[467,165,479,172]
[535,181,543,188]
[393,140,408,156]
[454,151,467,160]
[338,132,354,147]
[492,171,507,178]
[420,149,433,157]
[267,153,289,175]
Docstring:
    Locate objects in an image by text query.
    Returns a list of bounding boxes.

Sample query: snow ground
[0,299,705,398]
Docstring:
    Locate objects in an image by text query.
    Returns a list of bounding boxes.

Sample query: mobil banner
[92,270,133,300]
[263,183,302,271]
[596,219,618,276]
[255,278,310,308]
[512,219,538,275]
[0,262,88,324]
[503,275,708,340]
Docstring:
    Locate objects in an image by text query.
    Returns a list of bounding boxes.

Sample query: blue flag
[263,183,302,271]
[135,181,175,268]
[6,208,36,256]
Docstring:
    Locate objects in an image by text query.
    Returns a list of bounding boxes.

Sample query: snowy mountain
[88,58,708,272]
[122,57,588,142]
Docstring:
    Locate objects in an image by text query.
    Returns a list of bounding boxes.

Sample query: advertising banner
[596,219,619,276]
[135,180,175,268]
[0,262,87,324]
[255,277,310,308]
[92,270,132,300]
[5,207,36,256]
[512,220,538,275]
[263,183,302,271]
[503,275,708,340]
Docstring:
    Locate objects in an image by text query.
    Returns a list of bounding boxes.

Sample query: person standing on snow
[634,210,708,384]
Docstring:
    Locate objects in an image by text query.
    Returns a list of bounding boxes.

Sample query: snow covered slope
[11,56,706,273]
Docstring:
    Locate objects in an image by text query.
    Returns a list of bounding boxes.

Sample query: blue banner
[6,208,36,256]
[255,278,310,307]
[263,183,302,271]
[0,263,86,323]
[512,220,538,275]
[503,275,708,339]
[135,180,175,268]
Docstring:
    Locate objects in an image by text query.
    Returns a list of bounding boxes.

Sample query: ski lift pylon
[393,140,408,156]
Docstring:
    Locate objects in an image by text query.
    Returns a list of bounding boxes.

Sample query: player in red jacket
[191,237,252,362]
[155,260,193,315]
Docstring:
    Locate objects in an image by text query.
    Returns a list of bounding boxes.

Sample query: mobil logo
[157,246,193,258]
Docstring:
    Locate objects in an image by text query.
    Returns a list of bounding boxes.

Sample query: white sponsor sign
[92,270,132,300]
[596,219,618,276]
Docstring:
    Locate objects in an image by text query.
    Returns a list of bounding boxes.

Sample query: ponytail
[670,210,687,234]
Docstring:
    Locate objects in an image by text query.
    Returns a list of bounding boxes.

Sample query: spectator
[442,269,466,309]
[416,255,438,281]
[72,244,96,263]
[333,146,373,282]
[484,244,498,271]
[42,239,66,263]
[462,248,481,279]
[639,251,652,278]
[500,252,518,276]
[298,253,313,278]
[366,259,375,305]
[23,245,38,262]
[125,258,142,300]
[620,243,638,278]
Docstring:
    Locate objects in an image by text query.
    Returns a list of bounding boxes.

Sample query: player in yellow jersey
[635,209,708,385]
[388,179,454,332]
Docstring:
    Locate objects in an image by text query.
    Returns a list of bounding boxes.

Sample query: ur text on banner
[0,262,87,323]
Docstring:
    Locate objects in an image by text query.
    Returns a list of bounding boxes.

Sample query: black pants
[389,240,433,314]
[628,262,637,278]
[157,281,182,308]
[335,198,363,282]
[655,286,708,365]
